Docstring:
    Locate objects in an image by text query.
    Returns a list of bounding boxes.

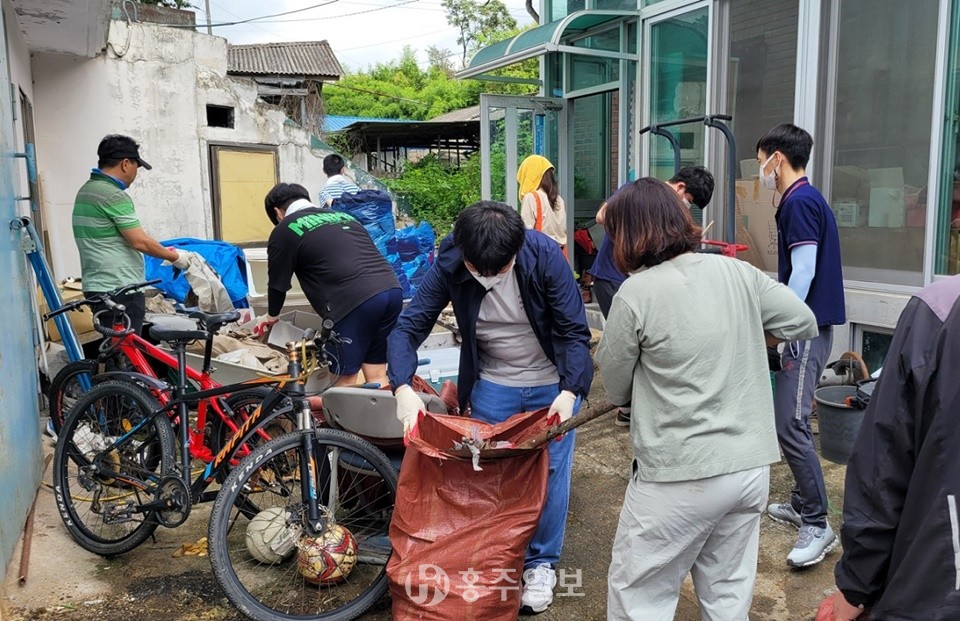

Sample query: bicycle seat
[189,310,241,332]
[149,319,208,344]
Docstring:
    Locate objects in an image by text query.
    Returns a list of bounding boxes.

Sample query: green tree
[442,0,517,67]
[385,154,482,234]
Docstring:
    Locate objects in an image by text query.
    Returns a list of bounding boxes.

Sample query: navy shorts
[327,287,403,377]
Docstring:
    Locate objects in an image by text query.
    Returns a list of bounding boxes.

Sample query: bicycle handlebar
[43,279,163,320]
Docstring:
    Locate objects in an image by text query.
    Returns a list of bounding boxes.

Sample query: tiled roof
[429,105,481,122]
[227,41,342,79]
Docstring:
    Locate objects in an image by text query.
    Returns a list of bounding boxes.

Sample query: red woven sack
[387,410,551,620]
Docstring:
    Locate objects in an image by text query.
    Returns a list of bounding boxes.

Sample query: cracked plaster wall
[32,20,329,280]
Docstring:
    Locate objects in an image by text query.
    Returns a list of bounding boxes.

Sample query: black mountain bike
[207,331,398,621]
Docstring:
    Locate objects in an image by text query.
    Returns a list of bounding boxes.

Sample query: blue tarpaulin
[333,192,435,297]
[145,238,249,308]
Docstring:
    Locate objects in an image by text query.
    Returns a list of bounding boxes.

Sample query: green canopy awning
[458,10,637,79]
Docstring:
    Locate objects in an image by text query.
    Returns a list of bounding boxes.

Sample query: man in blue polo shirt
[591,166,714,426]
[756,123,846,569]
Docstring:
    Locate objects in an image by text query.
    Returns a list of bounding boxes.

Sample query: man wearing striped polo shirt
[318,154,360,206]
[72,134,189,333]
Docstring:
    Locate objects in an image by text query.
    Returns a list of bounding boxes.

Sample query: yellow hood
[517,155,554,201]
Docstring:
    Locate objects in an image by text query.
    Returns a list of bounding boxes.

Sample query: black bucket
[815,385,865,465]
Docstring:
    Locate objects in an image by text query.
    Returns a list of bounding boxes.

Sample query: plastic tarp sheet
[332,191,436,298]
[145,238,249,308]
[387,410,550,620]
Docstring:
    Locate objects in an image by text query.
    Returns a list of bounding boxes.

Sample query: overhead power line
[165,0,341,28]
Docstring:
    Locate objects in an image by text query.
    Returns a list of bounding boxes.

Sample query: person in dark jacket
[254,183,402,388]
[821,275,960,620]
[387,200,593,614]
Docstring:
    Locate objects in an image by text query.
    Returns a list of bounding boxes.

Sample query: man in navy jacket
[388,200,593,614]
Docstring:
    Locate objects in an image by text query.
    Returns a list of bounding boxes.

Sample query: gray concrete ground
[2,388,843,621]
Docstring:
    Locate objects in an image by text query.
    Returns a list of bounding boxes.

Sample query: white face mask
[467,259,514,290]
[759,153,779,191]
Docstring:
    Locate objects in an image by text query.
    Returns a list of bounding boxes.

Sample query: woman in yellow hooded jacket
[517,155,567,251]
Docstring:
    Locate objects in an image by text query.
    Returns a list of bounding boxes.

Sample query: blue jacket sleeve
[386,261,451,389]
[542,242,594,397]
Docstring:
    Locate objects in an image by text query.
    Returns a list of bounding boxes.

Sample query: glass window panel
[825,0,938,285]
[595,0,637,11]
[861,328,894,375]
[551,0,586,22]
[627,20,638,54]
[648,7,709,181]
[571,55,619,91]
[642,0,668,6]
[488,107,507,202]
[571,28,620,52]
[727,0,798,271]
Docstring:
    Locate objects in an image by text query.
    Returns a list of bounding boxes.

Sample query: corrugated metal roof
[324,115,410,133]
[430,105,481,122]
[228,41,343,79]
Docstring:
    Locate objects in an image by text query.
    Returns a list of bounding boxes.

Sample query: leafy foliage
[442,0,517,66]
[384,154,483,236]
[323,43,538,121]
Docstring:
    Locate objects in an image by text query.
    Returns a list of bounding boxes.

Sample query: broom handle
[517,399,617,450]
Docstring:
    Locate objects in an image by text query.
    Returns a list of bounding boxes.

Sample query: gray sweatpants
[774,326,833,528]
[607,465,770,621]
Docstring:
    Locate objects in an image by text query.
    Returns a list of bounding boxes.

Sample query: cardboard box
[833,200,867,228]
[833,166,871,204]
[867,168,905,228]
[735,179,779,272]
[37,285,98,344]
[267,310,325,349]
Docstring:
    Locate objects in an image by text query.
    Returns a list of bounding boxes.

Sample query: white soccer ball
[245,507,299,564]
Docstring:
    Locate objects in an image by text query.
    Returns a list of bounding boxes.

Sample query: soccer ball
[245,507,300,564]
[296,524,358,584]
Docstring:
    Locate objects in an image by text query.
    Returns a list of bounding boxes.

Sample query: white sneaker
[520,563,556,614]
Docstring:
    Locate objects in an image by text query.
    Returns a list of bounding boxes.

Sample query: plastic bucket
[814,385,865,465]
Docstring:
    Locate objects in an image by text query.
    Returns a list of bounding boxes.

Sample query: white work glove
[171,250,192,270]
[394,384,426,434]
[548,390,577,423]
[252,315,279,338]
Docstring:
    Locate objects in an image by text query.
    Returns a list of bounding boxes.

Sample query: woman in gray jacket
[596,178,818,621]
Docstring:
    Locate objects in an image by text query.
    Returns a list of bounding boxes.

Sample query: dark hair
[540,168,560,211]
[669,166,715,208]
[606,178,702,272]
[755,123,813,170]
[323,154,347,177]
[453,201,525,276]
[264,183,311,225]
[97,134,140,169]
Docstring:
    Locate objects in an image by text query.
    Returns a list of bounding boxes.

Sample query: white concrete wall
[31,20,331,280]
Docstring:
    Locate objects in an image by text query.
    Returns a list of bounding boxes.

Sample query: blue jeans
[469,378,581,569]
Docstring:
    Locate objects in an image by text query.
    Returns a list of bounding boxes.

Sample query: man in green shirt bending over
[72,134,189,332]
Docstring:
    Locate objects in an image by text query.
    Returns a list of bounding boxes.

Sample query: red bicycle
[47,280,292,466]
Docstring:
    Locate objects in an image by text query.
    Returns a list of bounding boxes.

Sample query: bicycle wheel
[209,428,397,621]
[53,380,177,557]
[49,360,99,432]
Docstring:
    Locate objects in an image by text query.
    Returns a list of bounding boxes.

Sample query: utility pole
[204,0,213,35]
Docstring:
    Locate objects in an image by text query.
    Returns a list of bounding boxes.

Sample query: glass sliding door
[643,4,711,182]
